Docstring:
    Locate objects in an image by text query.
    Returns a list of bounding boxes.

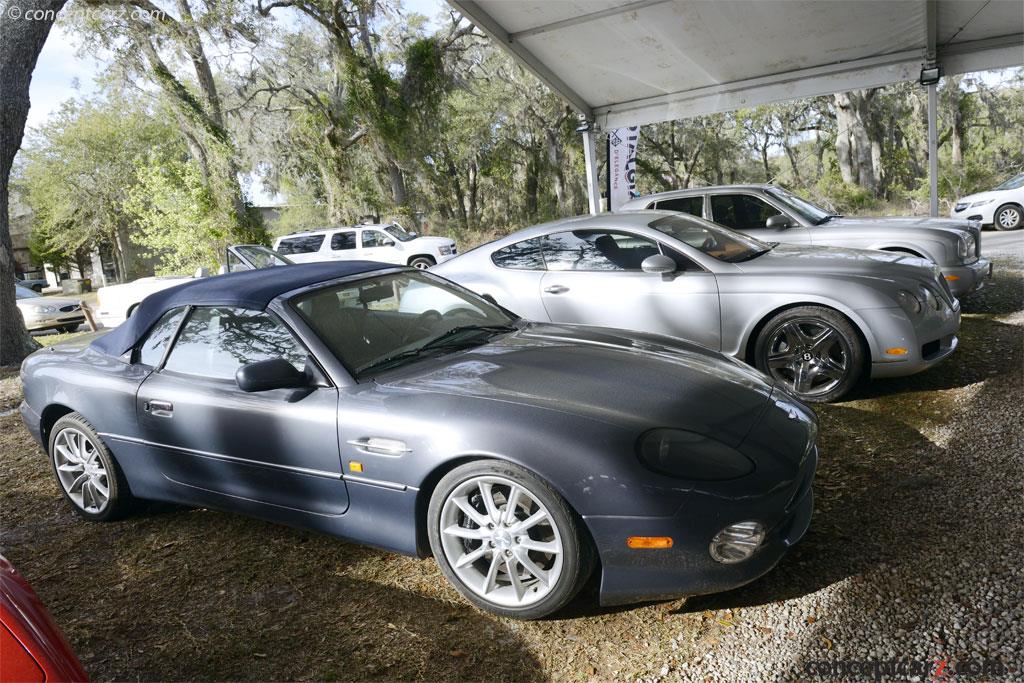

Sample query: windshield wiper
[356,324,518,377]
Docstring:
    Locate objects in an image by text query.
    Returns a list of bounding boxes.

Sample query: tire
[48,413,137,521]
[59,325,79,334]
[754,306,865,403]
[409,256,436,270]
[993,204,1022,231]
[427,460,593,619]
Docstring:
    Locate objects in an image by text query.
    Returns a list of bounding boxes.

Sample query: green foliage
[124,157,226,274]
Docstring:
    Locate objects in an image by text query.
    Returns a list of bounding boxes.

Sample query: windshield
[648,215,771,263]
[235,245,293,268]
[764,186,833,225]
[15,285,40,299]
[383,223,417,242]
[292,271,517,379]
[993,173,1024,191]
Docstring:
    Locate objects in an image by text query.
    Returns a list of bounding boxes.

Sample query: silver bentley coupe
[619,184,992,297]
[432,211,961,402]
[20,262,817,619]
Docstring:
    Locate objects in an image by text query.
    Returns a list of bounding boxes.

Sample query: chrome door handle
[346,437,411,456]
[544,285,569,294]
[144,400,173,418]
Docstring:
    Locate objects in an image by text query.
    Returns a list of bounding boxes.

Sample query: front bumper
[24,313,86,332]
[19,401,45,449]
[587,446,816,606]
[941,258,993,297]
[864,302,960,379]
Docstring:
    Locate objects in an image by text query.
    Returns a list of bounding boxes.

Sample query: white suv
[273,223,458,268]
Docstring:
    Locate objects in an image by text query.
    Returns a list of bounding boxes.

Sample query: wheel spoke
[513,549,550,587]
[502,485,522,524]
[818,356,847,380]
[481,552,502,594]
[68,472,88,494]
[55,443,79,464]
[506,556,525,601]
[783,322,811,346]
[451,495,489,528]
[793,362,813,393]
[512,509,549,533]
[454,544,489,569]
[479,482,502,522]
[57,463,84,473]
[518,538,560,554]
[442,524,487,540]
[767,350,796,368]
[809,327,835,352]
[91,477,110,498]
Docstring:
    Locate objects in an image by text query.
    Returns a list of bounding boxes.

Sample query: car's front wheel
[994,204,1022,231]
[49,413,137,521]
[428,460,592,619]
[409,256,436,269]
[754,306,865,403]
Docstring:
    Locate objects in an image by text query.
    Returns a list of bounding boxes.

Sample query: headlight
[709,521,765,564]
[637,429,754,480]
[956,234,974,259]
[28,305,57,314]
[896,289,922,315]
[439,245,453,255]
[969,199,994,207]
[920,284,943,310]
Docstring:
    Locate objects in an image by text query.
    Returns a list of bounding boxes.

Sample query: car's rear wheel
[754,306,864,403]
[409,256,436,269]
[994,204,1022,231]
[49,413,136,521]
[428,460,592,619]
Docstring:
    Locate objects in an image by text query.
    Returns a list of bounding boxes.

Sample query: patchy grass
[1,257,1021,682]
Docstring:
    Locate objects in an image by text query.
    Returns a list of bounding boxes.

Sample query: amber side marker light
[885,347,909,356]
[349,461,364,473]
[945,274,960,281]
[627,536,673,549]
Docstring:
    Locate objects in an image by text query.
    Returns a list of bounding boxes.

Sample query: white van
[273,223,458,268]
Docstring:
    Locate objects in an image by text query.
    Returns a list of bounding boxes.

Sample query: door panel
[358,229,402,264]
[538,270,722,351]
[709,193,811,244]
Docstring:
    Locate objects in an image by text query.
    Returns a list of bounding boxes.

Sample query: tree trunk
[0,0,63,364]
[834,90,879,194]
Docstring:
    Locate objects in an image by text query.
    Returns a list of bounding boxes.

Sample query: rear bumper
[587,447,816,606]
[942,258,992,297]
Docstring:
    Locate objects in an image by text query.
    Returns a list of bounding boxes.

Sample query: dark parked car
[20,262,817,619]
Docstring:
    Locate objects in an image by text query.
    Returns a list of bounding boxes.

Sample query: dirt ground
[1,250,1021,682]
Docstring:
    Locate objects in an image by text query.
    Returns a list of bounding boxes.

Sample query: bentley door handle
[544,285,569,294]
[144,400,173,418]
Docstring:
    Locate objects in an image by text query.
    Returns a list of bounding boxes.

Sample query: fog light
[709,521,765,564]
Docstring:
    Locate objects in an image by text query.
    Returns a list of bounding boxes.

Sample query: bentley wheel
[994,204,1022,231]
[428,460,592,619]
[49,413,136,521]
[755,306,865,403]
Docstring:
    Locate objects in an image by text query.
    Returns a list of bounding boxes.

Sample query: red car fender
[0,556,88,683]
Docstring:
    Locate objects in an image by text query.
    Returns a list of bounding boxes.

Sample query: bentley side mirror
[766,214,792,229]
[641,254,677,275]
[236,358,309,392]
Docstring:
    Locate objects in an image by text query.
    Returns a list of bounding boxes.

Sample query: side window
[331,231,356,250]
[543,230,660,271]
[361,231,394,248]
[491,238,545,270]
[656,196,704,217]
[137,307,187,366]
[163,307,308,380]
[276,235,325,255]
[710,194,781,231]
[227,251,248,273]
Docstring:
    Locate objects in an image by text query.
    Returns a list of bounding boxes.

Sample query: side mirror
[641,254,677,275]
[236,358,308,392]
[765,214,792,229]
[382,239,396,247]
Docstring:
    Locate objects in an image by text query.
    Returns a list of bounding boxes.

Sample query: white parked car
[272,223,457,269]
[95,245,292,327]
[15,285,87,333]
[951,173,1024,230]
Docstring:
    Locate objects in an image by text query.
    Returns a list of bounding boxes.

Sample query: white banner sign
[607,126,639,211]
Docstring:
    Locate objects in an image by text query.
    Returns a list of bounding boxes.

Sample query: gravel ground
[1,236,1021,682]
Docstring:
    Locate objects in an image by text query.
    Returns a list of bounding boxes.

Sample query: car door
[329,230,358,260]
[135,305,348,515]
[538,229,722,351]
[358,229,401,264]
[708,193,811,244]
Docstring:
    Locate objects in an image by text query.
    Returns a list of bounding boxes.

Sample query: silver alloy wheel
[997,206,1021,229]
[412,260,431,269]
[53,427,110,514]
[438,475,564,609]
[765,318,851,397]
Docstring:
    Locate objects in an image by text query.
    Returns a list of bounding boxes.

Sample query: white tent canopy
[450,0,1024,213]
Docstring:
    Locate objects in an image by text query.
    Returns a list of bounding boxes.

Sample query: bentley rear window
[491,238,545,270]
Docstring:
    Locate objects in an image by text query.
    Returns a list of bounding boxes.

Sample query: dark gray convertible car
[20,262,817,619]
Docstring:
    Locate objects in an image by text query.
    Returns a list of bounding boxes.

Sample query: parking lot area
[1,235,1021,682]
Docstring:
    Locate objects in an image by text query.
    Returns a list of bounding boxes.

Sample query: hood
[17,296,81,308]
[738,243,935,280]
[956,191,1001,205]
[824,215,973,235]
[380,322,774,447]
[412,235,456,246]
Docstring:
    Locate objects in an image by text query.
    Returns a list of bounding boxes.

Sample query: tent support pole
[582,128,602,214]
[927,82,939,217]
